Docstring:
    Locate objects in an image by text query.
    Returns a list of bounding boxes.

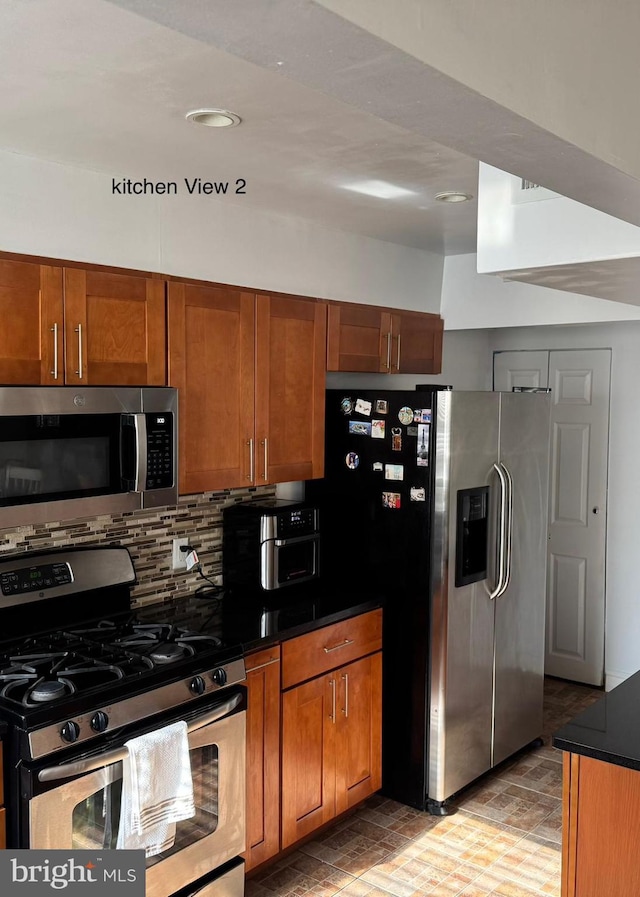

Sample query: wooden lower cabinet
[562,752,640,896]
[281,652,382,849]
[244,647,281,872]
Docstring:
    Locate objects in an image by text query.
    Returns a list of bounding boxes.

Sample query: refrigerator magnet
[391,427,402,451]
[413,409,422,423]
[349,420,372,436]
[371,419,385,439]
[375,399,388,414]
[420,409,432,423]
[345,452,360,470]
[340,397,354,415]
[384,464,404,481]
[382,491,401,509]
[417,424,429,466]
[355,398,372,416]
[407,426,418,437]
[398,406,413,425]
[410,486,426,502]
[372,462,383,472]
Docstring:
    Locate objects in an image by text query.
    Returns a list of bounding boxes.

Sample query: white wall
[476,163,640,276]
[0,149,442,311]
[442,252,640,330]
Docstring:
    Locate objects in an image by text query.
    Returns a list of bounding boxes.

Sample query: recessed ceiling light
[342,180,417,199]
[186,109,242,128]
[434,191,473,203]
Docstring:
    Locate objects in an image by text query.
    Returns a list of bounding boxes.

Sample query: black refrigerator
[306,386,551,813]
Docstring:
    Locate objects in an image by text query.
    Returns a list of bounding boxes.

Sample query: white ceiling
[0,0,480,255]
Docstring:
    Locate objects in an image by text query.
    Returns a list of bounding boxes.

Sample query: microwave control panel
[145,413,174,490]
[1,561,73,595]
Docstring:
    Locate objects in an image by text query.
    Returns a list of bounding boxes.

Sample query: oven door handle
[273,534,320,547]
[37,693,243,783]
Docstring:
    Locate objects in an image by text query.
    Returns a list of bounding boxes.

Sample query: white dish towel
[117,720,195,857]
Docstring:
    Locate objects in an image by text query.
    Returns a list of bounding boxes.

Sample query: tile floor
[247,677,602,897]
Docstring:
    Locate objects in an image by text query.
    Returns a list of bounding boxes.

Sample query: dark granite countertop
[138,584,383,657]
[553,671,640,770]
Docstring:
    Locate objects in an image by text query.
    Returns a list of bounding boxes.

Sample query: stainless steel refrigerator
[306,387,551,813]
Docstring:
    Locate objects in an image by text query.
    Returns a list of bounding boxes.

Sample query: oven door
[28,693,245,897]
[261,534,320,590]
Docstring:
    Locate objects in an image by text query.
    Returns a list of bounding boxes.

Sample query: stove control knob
[61,721,80,743]
[190,676,206,696]
[211,668,227,687]
[90,711,109,733]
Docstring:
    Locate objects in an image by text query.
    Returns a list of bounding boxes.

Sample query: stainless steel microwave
[0,386,178,527]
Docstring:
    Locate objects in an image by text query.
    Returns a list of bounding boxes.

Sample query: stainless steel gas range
[0,546,246,897]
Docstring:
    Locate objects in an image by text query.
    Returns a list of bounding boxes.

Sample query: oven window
[70,744,220,862]
[0,414,123,506]
[276,539,317,584]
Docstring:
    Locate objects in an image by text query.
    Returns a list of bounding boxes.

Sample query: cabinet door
[281,674,336,848]
[168,282,255,494]
[255,295,326,484]
[391,310,443,374]
[244,648,281,872]
[335,653,383,814]
[63,269,166,385]
[0,259,63,384]
[327,303,392,373]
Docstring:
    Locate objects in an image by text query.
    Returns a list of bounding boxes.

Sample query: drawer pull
[246,657,280,673]
[323,638,354,654]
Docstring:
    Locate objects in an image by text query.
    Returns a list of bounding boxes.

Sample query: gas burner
[31,680,69,703]
[150,643,188,664]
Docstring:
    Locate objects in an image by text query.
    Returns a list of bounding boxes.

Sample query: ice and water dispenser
[455,486,489,587]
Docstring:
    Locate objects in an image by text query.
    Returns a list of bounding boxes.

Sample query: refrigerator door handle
[489,462,508,600]
[497,462,514,598]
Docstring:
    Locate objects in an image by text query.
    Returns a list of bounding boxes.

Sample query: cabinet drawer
[281,609,382,689]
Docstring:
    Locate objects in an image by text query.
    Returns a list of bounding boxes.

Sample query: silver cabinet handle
[396,333,401,371]
[489,462,508,600]
[246,438,254,482]
[323,638,354,654]
[74,323,83,378]
[342,673,349,718]
[246,656,280,674]
[38,693,242,782]
[50,322,59,379]
[386,332,392,370]
[329,678,336,723]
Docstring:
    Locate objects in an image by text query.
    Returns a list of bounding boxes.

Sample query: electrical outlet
[172,538,190,571]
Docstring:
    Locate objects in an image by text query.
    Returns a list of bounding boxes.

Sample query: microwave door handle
[38,693,243,783]
[131,413,147,493]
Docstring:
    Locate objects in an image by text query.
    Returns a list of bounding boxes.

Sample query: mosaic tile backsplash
[0,486,276,607]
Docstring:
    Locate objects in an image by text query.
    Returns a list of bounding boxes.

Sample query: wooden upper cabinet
[63,269,166,385]
[255,295,327,484]
[0,259,64,384]
[167,282,255,495]
[327,303,392,373]
[326,301,443,375]
[390,309,443,375]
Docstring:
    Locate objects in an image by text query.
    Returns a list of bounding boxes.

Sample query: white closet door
[493,348,610,686]
[493,351,549,390]
[546,349,610,686]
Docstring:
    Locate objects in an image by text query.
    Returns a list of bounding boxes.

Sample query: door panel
[493,350,549,391]
[493,392,550,765]
[255,295,326,484]
[168,282,255,494]
[493,348,610,687]
[326,304,391,372]
[547,350,610,685]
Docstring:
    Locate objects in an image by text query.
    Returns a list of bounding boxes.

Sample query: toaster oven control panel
[1,561,72,595]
